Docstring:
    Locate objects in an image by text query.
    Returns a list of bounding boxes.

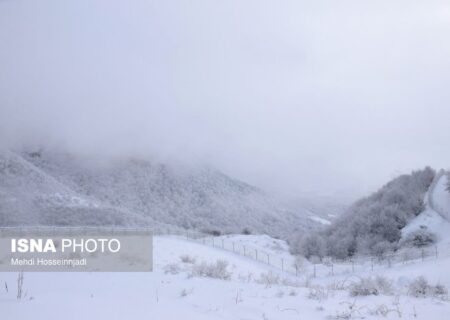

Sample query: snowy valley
[3,170,450,319]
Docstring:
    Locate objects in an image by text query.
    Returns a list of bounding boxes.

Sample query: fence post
[313,264,316,278]
[388,255,391,268]
[351,259,354,272]
[435,246,438,259]
[295,264,298,277]
[281,258,284,272]
[371,257,374,272]
[421,248,425,262]
[255,249,258,261]
[232,242,235,253]
[331,263,334,276]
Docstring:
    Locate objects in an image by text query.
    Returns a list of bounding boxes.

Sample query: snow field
[2,234,450,320]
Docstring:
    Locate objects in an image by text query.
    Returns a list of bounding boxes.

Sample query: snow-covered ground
[430,172,450,222]
[2,234,450,320]
[2,173,450,319]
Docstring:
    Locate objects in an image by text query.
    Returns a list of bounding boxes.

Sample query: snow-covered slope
[0,149,316,238]
[402,171,450,244]
[429,170,450,221]
[3,234,450,320]
[0,150,151,227]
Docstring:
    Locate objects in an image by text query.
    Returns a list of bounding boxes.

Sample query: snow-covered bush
[308,285,329,301]
[408,276,448,299]
[190,260,231,280]
[180,255,196,264]
[349,276,393,296]
[292,233,326,259]
[374,276,394,294]
[164,263,182,275]
[408,276,430,297]
[433,284,448,298]
[349,278,379,296]
[257,271,281,288]
[401,228,436,248]
[293,255,308,273]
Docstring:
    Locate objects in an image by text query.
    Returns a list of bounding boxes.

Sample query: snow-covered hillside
[298,167,437,259]
[0,149,316,238]
[3,234,450,320]
[402,171,450,245]
[0,150,151,227]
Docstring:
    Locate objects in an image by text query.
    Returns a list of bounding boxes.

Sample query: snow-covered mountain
[0,150,152,227]
[0,149,316,238]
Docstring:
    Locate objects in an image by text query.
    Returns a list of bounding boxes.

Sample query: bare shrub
[238,272,254,283]
[180,255,196,264]
[350,278,379,297]
[190,260,231,280]
[293,255,308,273]
[164,263,182,275]
[369,302,402,318]
[374,276,394,294]
[289,289,297,296]
[17,272,24,300]
[433,284,448,298]
[408,276,448,299]
[408,276,429,297]
[308,285,328,302]
[257,271,280,288]
[180,288,193,297]
[327,279,352,291]
[402,229,436,248]
[349,276,393,297]
[330,300,367,319]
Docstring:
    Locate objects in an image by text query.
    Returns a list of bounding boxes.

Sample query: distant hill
[293,167,437,258]
[0,149,317,238]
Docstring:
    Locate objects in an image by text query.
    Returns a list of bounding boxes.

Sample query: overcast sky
[1,0,450,201]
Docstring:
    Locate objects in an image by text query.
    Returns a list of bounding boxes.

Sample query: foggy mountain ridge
[0,149,318,239]
[292,167,440,258]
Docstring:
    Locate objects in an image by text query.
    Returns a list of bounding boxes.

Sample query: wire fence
[182,231,449,279]
[1,226,448,279]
